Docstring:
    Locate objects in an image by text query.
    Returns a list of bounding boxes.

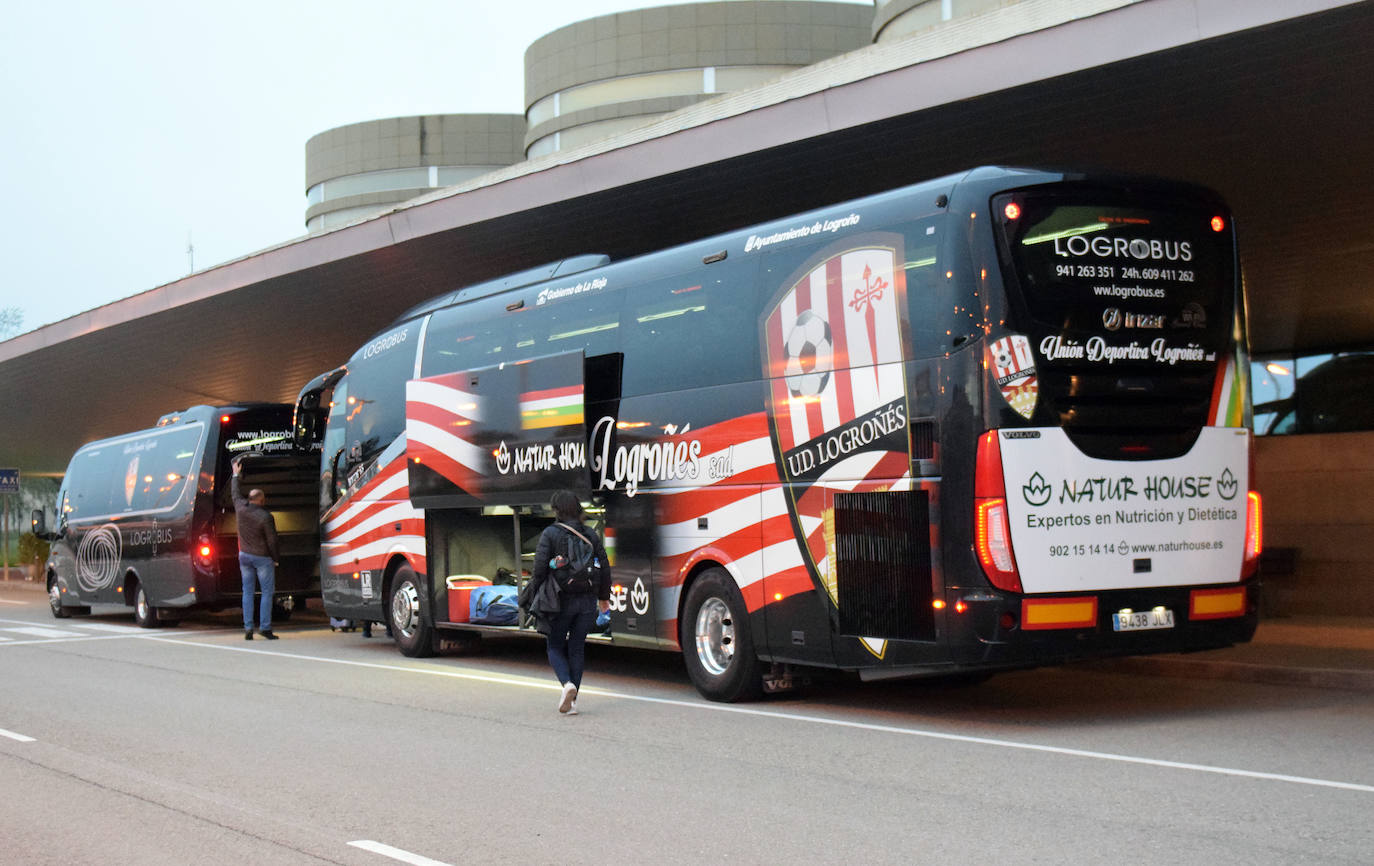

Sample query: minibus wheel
[48,577,72,619]
[132,582,160,629]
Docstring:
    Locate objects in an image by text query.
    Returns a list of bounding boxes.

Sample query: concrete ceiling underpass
[2,0,1371,475]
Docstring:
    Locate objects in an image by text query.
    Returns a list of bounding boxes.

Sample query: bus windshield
[993,190,1237,457]
[998,194,1231,338]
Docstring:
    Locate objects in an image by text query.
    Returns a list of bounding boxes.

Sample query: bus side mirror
[331,449,349,502]
[294,365,346,452]
[30,509,53,540]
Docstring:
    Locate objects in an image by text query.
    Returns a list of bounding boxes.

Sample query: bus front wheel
[680,567,764,702]
[389,565,434,658]
[48,577,72,619]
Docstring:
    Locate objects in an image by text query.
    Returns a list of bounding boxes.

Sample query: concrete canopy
[2,0,1370,476]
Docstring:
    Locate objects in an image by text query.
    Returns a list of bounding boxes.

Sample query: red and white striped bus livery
[294,167,1261,701]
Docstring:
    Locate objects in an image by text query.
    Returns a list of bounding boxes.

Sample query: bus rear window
[994,194,1232,339]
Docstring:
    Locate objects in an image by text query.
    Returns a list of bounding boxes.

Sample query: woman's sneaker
[568,698,579,716]
[558,682,577,714]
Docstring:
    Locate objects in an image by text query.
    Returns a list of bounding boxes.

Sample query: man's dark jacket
[232,475,279,560]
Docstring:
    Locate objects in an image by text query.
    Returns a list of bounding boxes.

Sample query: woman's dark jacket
[520,521,612,609]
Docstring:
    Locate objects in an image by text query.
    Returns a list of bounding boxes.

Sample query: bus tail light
[1241,490,1262,579]
[974,431,1022,593]
[1240,435,1262,579]
[196,537,214,566]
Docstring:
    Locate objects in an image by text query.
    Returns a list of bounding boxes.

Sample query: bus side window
[67,448,118,521]
[621,257,759,397]
[902,217,964,357]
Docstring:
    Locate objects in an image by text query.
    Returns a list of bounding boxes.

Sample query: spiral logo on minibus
[76,523,122,593]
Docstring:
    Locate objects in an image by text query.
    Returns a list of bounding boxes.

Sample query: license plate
[1112,609,1175,632]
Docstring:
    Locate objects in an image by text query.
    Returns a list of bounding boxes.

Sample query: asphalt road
[2,588,1372,866]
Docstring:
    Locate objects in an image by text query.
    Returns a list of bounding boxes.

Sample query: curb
[4,579,1370,692]
[1083,657,1374,693]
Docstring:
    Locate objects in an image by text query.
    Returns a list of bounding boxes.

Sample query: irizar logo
[1103,307,1165,331]
[1023,472,1052,506]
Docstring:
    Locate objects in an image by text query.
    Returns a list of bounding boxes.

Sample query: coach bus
[292,166,1261,701]
[34,404,320,626]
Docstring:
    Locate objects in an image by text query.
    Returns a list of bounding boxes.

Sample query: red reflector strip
[1021,596,1098,630]
[1190,587,1246,620]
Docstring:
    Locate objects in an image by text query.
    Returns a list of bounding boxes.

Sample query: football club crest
[762,240,912,606]
[986,334,1039,420]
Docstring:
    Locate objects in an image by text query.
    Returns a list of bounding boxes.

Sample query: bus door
[405,350,593,627]
[293,367,350,609]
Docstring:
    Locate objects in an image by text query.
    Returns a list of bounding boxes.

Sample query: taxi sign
[0,468,18,493]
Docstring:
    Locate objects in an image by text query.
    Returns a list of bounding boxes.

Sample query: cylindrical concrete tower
[522,1,874,158]
[304,114,525,232]
[873,0,1019,42]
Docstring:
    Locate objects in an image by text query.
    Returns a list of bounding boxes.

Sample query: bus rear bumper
[831,582,1258,678]
[945,582,1259,669]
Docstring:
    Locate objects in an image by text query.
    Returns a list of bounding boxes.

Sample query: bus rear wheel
[389,565,434,658]
[680,567,764,702]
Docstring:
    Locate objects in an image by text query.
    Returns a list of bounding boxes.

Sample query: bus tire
[389,565,434,658]
[680,567,764,702]
[132,582,160,629]
[47,577,72,619]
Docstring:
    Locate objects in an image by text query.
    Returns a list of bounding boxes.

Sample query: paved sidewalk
[4,577,1372,691]
[1087,615,1374,692]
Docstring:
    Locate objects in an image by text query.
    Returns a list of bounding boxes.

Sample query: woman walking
[523,490,611,715]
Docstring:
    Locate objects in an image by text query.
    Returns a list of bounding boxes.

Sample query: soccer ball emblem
[783,310,833,397]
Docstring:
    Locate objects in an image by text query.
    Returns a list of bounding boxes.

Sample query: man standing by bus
[232,457,279,640]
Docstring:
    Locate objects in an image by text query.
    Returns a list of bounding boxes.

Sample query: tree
[0,307,22,339]
[18,533,49,569]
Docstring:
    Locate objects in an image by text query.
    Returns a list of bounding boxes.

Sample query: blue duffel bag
[470,584,520,625]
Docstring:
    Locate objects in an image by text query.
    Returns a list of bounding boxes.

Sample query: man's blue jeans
[239,552,275,631]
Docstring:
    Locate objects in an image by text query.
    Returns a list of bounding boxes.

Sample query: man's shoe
[259,630,279,640]
[558,682,577,713]
[244,630,253,640]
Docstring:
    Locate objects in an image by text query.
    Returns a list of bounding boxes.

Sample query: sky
[0,0,869,335]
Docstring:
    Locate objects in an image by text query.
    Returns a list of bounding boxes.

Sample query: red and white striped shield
[985,334,1038,420]
[762,242,912,604]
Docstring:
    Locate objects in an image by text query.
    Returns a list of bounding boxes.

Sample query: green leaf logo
[1217,468,1239,501]
[1023,472,1052,507]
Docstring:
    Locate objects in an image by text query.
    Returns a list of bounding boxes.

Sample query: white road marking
[149,635,1374,796]
[1,626,85,638]
[69,622,146,633]
[348,840,454,866]
[0,598,28,605]
[0,727,37,743]
[0,633,163,648]
[0,621,239,648]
